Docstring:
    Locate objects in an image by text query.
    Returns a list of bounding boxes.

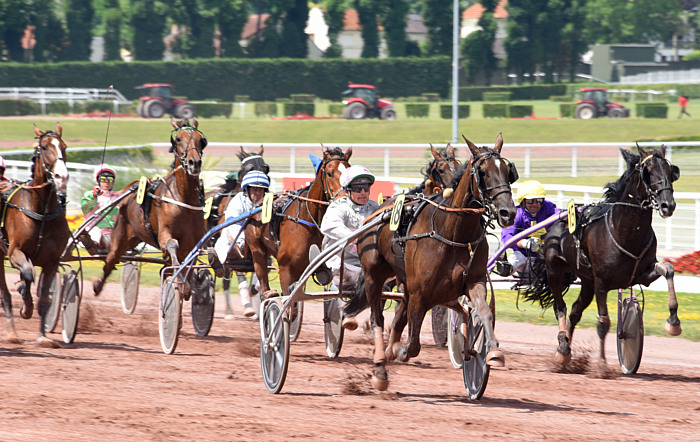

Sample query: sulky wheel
[120,261,140,314]
[41,270,62,334]
[617,290,644,374]
[61,270,81,344]
[431,305,448,347]
[462,307,490,400]
[260,299,290,394]
[447,308,464,369]
[191,269,215,337]
[323,298,344,358]
[159,276,183,355]
[289,301,303,342]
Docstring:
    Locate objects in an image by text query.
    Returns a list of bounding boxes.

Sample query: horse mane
[323,146,345,159]
[219,175,238,193]
[448,161,470,189]
[602,151,640,203]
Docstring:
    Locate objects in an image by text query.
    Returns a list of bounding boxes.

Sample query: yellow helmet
[517,180,546,205]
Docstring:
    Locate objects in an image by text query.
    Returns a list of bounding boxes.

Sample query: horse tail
[342,278,367,318]
[518,257,576,310]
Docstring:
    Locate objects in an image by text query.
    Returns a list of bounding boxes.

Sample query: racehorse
[204,146,269,317]
[352,133,517,390]
[92,118,207,296]
[521,145,681,366]
[246,146,351,301]
[0,123,70,345]
[419,144,460,196]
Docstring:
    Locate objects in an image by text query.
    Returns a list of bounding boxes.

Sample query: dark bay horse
[246,146,351,300]
[0,123,70,345]
[419,144,460,196]
[522,145,681,366]
[353,134,517,390]
[92,118,207,296]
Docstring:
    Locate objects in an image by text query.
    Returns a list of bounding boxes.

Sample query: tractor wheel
[136,101,146,118]
[144,100,166,119]
[380,108,397,120]
[174,104,196,119]
[344,102,367,120]
[575,103,597,120]
[608,108,625,118]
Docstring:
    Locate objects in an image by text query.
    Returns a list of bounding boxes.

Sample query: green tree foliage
[380,0,409,57]
[462,0,498,85]
[505,0,539,83]
[355,0,380,58]
[323,0,346,58]
[421,0,454,56]
[171,0,216,59]
[103,0,122,61]
[130,0,167,61]
[584,0,682,44]
[0,0,67,62]
[65,0,95,61]
[218,0,248,57]
[280,0,309,58]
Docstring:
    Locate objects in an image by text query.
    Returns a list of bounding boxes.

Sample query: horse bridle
[171,127,206,173]
[637,154,677,211]
[34,131,66,191]
[468,148,518,207]
[318,156,348,201]
[430,155,460,189]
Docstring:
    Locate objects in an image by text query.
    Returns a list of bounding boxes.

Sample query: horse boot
[238,275,255,318]
[308,244,332,286]
[207,248,225,278]
[78,231,99,256]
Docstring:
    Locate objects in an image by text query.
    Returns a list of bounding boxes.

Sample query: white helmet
[340,165,375,189]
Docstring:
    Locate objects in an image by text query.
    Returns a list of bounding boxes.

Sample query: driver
[499,180,559,277]
[80,164,120,254]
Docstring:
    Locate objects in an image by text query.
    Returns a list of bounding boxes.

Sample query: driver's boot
[308,244,332,286]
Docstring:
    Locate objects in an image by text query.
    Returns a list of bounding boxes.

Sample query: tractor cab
[342,84,396,120]
[575,88,630,120]
[135,83,195,119]
[580,89,608,114]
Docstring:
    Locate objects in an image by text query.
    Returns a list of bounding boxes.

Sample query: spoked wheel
[617,290,644,374]
[431,305,448,347]
[289,301,303,342]
[120,261,140,314]
[191,269,215,337]
[41,270,62,334]
[323,298,344,358]
[260,299,290,394]
[463,307,490,400]
[159,276,183,354]
[447,308,464,368]
[61,270,81,344]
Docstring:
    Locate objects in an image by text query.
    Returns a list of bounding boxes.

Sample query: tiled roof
[242,13,270,39]
[462,0,508,19]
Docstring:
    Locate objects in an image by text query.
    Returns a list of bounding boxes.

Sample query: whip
[100,84,114,166]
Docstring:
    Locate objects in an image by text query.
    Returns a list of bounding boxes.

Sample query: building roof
[462,0,508,20]
[242,13,270,39]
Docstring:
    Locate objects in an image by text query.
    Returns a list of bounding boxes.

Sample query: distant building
[461,0,508,60]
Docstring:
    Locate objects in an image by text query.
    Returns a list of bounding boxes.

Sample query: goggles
[349,184,371,193]
[525,198,544,205]
[99,176,115,183]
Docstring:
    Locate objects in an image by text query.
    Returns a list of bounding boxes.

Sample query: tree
[355,0,380,58]
[218,0,248,57]
[65,0,95,60]
[130,0,167,61]
[380,0,409,57]
[103,0,122,61]
[421,0,454,56]
[584,0,682,44]
[279,0,308,58]
[505,0,544,84]
[324,0,346,58]
[461,0,499,85]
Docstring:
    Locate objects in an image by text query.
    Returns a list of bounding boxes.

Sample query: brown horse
[522,145,681,367]
[420,144,460,196]
[92,118,207,296]
[246,146,351,300]
[353,134,517,391]
[0,123,70,345]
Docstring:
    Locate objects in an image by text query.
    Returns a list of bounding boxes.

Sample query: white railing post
[289,146,296,173]
[384,146,390,177]
[618,152,624,175]
[524,146,531,177]
[571,146,578,177]
[667,145,672,163]
[665,217,673,250]
[695,199,700,251]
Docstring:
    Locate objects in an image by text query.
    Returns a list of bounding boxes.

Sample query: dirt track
[0,276,698,440]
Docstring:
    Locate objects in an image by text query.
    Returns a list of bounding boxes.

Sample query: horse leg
[567,279,594,346]
[593,279,611,364]
[93,219,132,296]
[385,296,408,361]
[35,268,59,348]
[649,262,681,336]
[467,281,504,367]
[222,269,234,318]
[251,249,274,299]
[8,250,35,319]
[365,271,389,391]
[0,263,20,342]
[547,258,572,364]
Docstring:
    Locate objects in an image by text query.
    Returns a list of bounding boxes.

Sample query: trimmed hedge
[290,93,315,102]
[234,95,250,102]
[482,103,508,118]
[283,102,315,116]
[439,104,470,119]
[0,99,41,115]
[193,102,232,118]
[405,103,430,118]
[421,93,440,101]
[328,103,344,117]
[67,145,154,164]
[559,103,576,118]
[254,102,278,117]
[460,84,567,101]
[636,102,668,118]
[482,91,511,101]
[549,95,571,102]
[508,105,534,118]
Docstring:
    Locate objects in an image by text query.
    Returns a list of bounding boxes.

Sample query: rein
[146,166,204,211]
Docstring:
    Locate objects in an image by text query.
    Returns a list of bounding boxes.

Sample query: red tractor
[575,88,630,119]
[136,83,196,119]
[342,84,396,120]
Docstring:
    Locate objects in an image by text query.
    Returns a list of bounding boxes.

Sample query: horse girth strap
[604,210,653,287]
[280,191,329,206]
[393,230,482,250]
[0,184,62,227]
[148,193,204,211]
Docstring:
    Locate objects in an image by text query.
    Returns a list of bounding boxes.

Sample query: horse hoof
[486,349,505,367]
[36,336,59,348]
[341,317,358,331]
[555,350,572,365]
[384,347,396,362]
[5,333,21,344]
[665,321,682,336]
[396,347,409,363]
[371,374,389,391]
[91,276,103,296]
[20,304,33,320]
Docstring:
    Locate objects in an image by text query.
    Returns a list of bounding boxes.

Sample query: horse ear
[239,146,247,157]
[322,144,328,155]
[33,124,43,138]
[636,143,649,158]
[345,146,353,160]
[493,133,503,153]
[430,144,439,160]
[658,144,666,157]
[462,135,479,156]
[258,145,264,156]
[55,122,62,138]
[620,148,635,165]
[446,143,455,158]
[171,117,178,130]
[192,118,199,130]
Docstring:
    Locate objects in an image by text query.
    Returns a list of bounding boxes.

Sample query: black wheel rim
[260,301,290,394]
[447,309,463,369]
[324,298,344,358]
[617,297,644,374]
[61,271,81,344]
[463,310,490,399]
[159,276,182,354]
[431,306,448,347]
[120,262,140,314]
[192,271,215,337]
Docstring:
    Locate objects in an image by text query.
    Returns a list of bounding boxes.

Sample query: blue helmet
[241,171,270,192]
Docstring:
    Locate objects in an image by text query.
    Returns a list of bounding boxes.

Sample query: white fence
[0,87,130,114]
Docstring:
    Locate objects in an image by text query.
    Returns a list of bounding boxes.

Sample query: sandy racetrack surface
[0,276,698,440]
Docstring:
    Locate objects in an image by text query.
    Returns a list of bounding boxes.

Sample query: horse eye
[327,171,332,178]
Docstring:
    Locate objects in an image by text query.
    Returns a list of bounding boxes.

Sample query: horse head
[318,145,353,200]
[463,133,517,227]
[635,145,679,218]
[170,118,206,176]
[32,123,69,195]
[237,145,269,181]
[426,143,460,196]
